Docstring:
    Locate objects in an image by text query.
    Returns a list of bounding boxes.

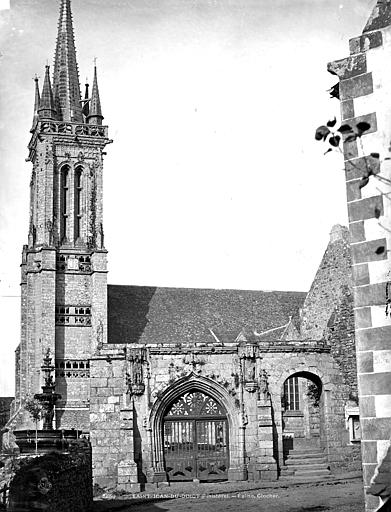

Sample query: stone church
[5,0,362,489]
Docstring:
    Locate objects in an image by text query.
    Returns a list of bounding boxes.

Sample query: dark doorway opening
[163,391,229,481]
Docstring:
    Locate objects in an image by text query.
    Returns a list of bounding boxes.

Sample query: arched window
[283,376,300,411]
[60,166,69,241]
[74,167,83,240]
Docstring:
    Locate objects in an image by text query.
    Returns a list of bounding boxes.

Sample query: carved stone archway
[273,365,335,467]
[149,372,245,482]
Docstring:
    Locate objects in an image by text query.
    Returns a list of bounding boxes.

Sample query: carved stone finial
[34,349,61,431]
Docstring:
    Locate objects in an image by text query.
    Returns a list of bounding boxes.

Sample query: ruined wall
[5,442,92,512]
[328,2,391,509]
[300,225,358,407]
[325,284,357,399]
[300,225,352,340]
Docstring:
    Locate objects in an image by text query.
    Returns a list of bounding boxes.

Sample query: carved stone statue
[126,348,147,396]
[246,363,255,382]
[259,369,269,396]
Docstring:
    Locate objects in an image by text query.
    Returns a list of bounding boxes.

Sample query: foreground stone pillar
[255,393,278,480]
[328,2,391,509]
[118,398,142,492]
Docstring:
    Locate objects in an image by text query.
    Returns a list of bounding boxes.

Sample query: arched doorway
[281,372,323,455]
[163,390,229,481]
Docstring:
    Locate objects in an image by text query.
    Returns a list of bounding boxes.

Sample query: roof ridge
[107,283,307,294]
[254,323,288,337]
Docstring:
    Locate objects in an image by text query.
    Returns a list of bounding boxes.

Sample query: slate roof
[107,285,306,345]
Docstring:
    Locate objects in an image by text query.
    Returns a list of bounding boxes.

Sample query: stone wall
[328,2,391,510]
[89,341,357,488]
[260,346,358,471]
[300,225,352,341]
[325,284,357,399]
[2,440,92,512]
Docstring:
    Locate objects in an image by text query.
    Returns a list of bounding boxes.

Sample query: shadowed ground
[94,474,365,512]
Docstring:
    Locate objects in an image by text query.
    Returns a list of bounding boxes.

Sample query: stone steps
[285,457,327,465]
[285,462,328,471]
[281,447,331,482]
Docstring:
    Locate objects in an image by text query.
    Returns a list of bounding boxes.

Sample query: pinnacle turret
[38,66,56,119]
[82,80,90,118]
[31,76,40,130]
[53,0,82,122]
[87,66,103,125]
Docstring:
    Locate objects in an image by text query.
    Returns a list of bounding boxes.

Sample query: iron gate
[163,391,229,481]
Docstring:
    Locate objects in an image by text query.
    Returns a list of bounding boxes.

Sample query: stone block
[90,378,108,388]
[357,351,374,373]
[100,403,115,413]
[227,467,247,481]
[328,53,367,80]
[341,99,354,120]
[349,221,365,243]
[345,155,380,181]
[362,417,391,441]
[358,372,391,396]
[349,31,382,54]
[96,387,115,397]
[361,441,377,464]
[362,493,380,512]
[340,72,373,101]
[256,456,275,464]
[352,263,370,287]
[351,239,387,265]
[348,195,383,223]
[259,432,273,441]
[375,395,391,417]
[346,179,361,202]
[118,460,138,478]
[109,378,124,388]
[91,365,113,378]
[363,463,378,486]
[113,365,124,378]
[357,326,391,351]
[258,441,273,449]
[373,350,391,373]
[343,139,358,160]
[354,283,388,309]
[257,469,278,481]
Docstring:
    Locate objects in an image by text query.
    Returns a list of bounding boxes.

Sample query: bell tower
[14,0,112,431]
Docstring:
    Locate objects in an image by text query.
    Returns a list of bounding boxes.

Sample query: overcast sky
[0,0,375,395]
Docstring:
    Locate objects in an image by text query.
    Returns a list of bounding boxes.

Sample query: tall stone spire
[87,65,103,125]
[53,0,82,122]
[38,65,56,119]
[31,76,40,130]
